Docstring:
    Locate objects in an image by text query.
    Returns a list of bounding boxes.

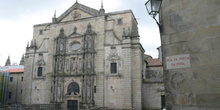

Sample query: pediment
[57,3,99,22]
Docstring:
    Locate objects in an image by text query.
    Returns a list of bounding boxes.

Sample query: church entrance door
[67,100,78,110]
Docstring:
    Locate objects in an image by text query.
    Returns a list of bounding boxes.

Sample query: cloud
[139,26,161,58]
[0,0,161,65]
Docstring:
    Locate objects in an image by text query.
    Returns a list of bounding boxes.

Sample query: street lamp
[145,0,162,32]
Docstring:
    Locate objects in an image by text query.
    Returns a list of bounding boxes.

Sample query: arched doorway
[67,82,79,110]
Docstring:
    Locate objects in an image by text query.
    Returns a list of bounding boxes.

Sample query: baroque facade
[23,2,143,110]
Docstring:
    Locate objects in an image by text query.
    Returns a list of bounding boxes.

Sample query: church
[23,1,144,110]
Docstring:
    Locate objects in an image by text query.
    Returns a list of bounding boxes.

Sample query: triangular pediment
[57,2,99,22]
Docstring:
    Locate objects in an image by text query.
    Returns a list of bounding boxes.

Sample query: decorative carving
[66,59,69,72]
[59,59,62,71]
[86,23,92,34]
[60,43,64,51]
[78,58,82,72]
[71,11,81,19]
[107,52,120,61]
[71,58,76,73]
[73,26,77,34]
[36,59,46,66]
[171,73,184,90]
[59,28,64,37]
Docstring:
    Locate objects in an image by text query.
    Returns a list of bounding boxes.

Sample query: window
[118,19,122,25]
[21,77,23,81]
[21,89,22,94]
[94,86,96,93]
[110,63,117,73]
[67,82,79,95]
[39,30,43,35]
[9,92,12,99]
[161,95,166,109]
[70,42,81,50]
[38,67,43,77]
[10,77,13,82]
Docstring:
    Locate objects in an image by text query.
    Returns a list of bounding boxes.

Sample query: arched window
[67,82,79,95]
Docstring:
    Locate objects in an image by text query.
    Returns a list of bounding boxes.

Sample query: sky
[0,0,161,66]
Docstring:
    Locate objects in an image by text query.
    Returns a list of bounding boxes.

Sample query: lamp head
[145,0,162,17]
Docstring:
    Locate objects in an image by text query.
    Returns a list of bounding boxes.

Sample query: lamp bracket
[153,15,162,33]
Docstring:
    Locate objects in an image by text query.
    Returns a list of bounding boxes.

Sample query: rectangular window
[110,63,117,73]
[161,95,166,109]
[94,86,96,93]
[118,19,122,25]
[39,30,43,35]
[9,92,12,99]
[21,77,23,81]
[21,89,22,94]
[38,67,43,77]
[10,77,13,82]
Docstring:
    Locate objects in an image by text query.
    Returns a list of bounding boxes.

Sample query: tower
[5,56,11,66]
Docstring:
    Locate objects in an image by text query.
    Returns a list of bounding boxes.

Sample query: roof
[34,2,136,27]
[146,58,162,66]
[57,2,99,22]
[0,65,24,73]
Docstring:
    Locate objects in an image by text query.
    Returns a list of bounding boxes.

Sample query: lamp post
[145,0,162,32]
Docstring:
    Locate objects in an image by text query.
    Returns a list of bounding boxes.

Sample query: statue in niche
[60,43,63,51]
[59,59,62,71]
[87,58,92,70]
[58,84,61,99]
[71,58,76,72]
[87,61,91,69]
[87,77,91,101]
[66,59,69,72]
[87,86,91,100]
[73,26,77,34]
[59,28,64,36]
[87,37,92,49]
[87,23,91,32]
[84,40,87,49]
[78,58,82,72]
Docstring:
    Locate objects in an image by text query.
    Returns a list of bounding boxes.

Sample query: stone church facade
[23,2,144,110]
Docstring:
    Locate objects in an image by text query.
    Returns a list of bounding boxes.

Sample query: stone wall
[142,83,164,110]
[161,0,220,109]
[142,58,164,110]
[8,73,24,104]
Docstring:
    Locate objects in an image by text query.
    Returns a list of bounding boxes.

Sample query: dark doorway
[67,100,78,110]
[161,95,166,109]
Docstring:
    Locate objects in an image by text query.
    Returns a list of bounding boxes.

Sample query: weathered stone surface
[189,79,209,94]
[142,83,164,110]
[214,65,220,78]
[190,53,214,67]
[192,66,215,79]
[210,37,220,50]
[196,94,220,106]
[173,94,188,105]
[162,2,220,109]
[213,51,220,65]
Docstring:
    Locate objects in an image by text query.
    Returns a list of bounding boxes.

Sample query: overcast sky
[0,0,160,66]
